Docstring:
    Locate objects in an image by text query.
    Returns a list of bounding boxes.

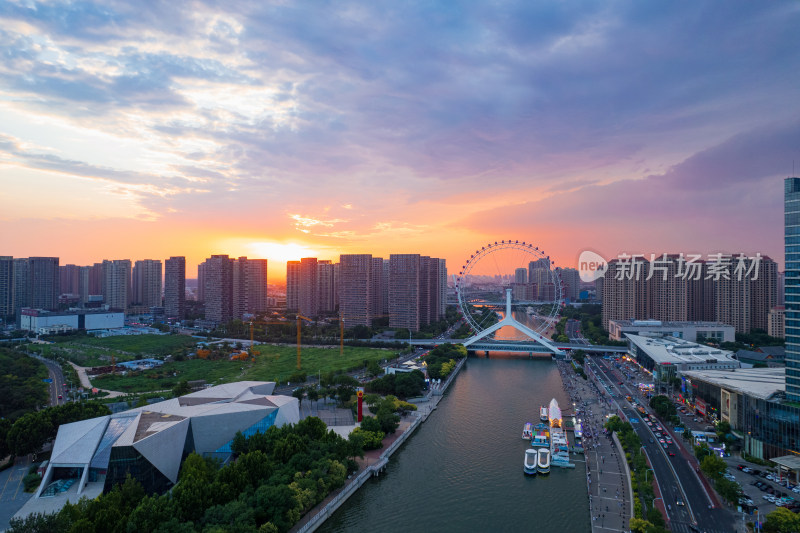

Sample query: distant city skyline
[2,3,799,278]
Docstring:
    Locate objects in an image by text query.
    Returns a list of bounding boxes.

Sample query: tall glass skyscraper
[785,177,800,402]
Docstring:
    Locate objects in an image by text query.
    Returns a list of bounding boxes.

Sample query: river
[319,314,591,532]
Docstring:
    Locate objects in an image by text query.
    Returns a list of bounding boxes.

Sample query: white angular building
[21,382,299,518]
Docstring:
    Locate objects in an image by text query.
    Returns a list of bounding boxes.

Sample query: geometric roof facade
[35,381,298,498]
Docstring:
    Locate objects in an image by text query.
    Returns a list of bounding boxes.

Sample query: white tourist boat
[522,422,533,440]
[537,447,551,474]
[539,406,548,422]
[524,448,538,475]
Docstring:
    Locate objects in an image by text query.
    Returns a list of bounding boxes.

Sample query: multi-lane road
[30,353,68,406]
[587,356,735,533]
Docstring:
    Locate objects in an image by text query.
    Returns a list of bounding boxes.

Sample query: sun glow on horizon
[247,241,325,264]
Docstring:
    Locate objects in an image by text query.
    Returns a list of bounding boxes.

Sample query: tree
[292,387,305,409]
[172,380,191,397]
[700,453,727,481]
[629,517,654,533]
[763,507,800,533]
[365,359,382,377]
[715,477,743,504]
[360,416,382,434]
[572,349,586,366]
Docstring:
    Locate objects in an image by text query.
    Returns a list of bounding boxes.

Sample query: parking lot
[723,458,800,517]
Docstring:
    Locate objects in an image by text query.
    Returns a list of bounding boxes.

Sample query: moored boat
[531,423,550,448]
[539,406,548,422]
[537,448,551,474]
[522,422,533,440]
[524,448,538,475]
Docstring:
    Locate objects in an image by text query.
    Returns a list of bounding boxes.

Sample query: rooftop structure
[625,333,739,383]
[681,367,785,401]
[608,319,735,343]
[16,381,299,522]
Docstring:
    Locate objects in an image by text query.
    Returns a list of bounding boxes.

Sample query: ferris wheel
[454,240,563,342]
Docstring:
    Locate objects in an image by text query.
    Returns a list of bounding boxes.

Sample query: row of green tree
[715,328,785,352]
[693,444,743,504]
[648,395,680,426]
[0,402,111,459]
[365,369,425,398]
[424,343,466,380]
[0,347,49,420]
[10,416,364,533]
[605,416,668,533]
[350,395,407,450]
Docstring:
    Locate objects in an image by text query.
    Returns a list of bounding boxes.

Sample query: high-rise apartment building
[286,258,317,316]
[89,263,104,297]
[647,256,687,322]
[785,177,800,402]
[202,255,233,323]
[559,267,581,302]
[317,260,336,314]
[233,257,268,319]
[430,257,447,322]
[29,257,60,311]
[59,264,81,296]
[751,257,777,333]
[103,259,132,311]
[529,258,550,300]
[687,264,716,322]
[389,254,420,330]
[0,257,13,319]
[515,268,527,284]
[371,257,385,321]
[132,260,162,309]
[339,254,373,327]
[13,258,30,314]
[601,258,650,331]
[286,261,301,312]
[298,258,318,317]
[164,257,186,320]
[77,266,90,303]
[197,263,206,303]
[768,306,785,339]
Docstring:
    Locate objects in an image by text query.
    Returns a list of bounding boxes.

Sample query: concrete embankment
[292,357,467,533]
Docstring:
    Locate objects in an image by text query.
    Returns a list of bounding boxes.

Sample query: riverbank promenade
[290,357,466,533]
[559,360,632,533]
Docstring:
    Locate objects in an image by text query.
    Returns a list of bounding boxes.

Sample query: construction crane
[248,316,312,369]
[248,319,292,359]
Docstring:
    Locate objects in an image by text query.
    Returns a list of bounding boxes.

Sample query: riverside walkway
[559,360,632,533]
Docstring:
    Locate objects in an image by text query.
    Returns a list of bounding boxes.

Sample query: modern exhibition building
[681,367,800,468]
[22,381,298,516]
[625,334,740,383]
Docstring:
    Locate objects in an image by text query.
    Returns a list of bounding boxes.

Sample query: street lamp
[651,496,662,509]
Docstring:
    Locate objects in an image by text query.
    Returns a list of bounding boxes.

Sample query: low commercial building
[625,334,740,384]
[680,367,799,461]
[19,308,124,333]
[15,382,299,521]
[609,319,735,343]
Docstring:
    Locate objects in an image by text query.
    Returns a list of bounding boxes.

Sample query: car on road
[659,438,665,444]
[676,497,685,506]
[58,395,62,399]
[668,452,675,456]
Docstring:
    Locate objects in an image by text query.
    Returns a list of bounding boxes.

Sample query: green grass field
[34,334,199,367]
[91,344,398,393]
[57,334,197,355]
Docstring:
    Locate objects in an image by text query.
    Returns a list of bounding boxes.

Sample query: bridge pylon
[463,289,562,355]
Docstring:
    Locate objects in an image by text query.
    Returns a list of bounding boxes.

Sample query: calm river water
[319,335,591,532]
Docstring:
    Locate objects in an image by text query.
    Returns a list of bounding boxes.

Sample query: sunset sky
[2,1,799,279]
